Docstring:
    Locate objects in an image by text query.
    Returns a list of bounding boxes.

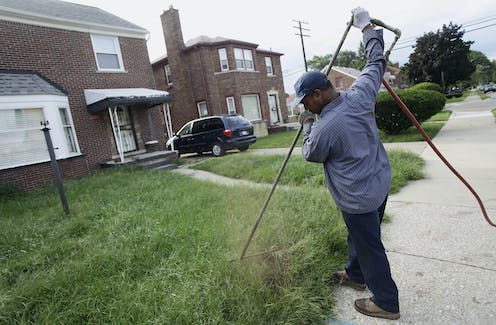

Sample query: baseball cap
[291,71,331,108]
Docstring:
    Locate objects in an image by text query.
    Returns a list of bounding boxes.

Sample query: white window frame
[226,96,236,114]
[234,48,254,71]
[0,95,81,170]
[58,107,78,153]
[90,34,125,72]
[265,57,273,75]
[197,101,208,118]
[218,48,229,71]
[164,64,173,85]
[241,94,262,121]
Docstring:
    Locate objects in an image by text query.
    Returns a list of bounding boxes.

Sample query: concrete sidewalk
[331,95,496,324]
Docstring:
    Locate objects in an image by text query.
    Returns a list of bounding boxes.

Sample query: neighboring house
[327,65,404,90]
[0,0,170,191]
[152,7,287,137]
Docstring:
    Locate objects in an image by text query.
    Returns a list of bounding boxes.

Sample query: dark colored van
[166,115,256,156]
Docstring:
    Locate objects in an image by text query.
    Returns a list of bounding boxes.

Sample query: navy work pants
[341,197,399,313]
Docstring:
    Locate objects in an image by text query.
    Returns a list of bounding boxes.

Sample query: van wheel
[212,143,225,157]
[238,145,249,152]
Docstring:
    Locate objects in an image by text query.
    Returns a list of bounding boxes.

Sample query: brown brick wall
[154,9,287,135]
[0,19,165,190]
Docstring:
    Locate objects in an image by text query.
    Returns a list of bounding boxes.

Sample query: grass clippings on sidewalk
[0,167,348,324]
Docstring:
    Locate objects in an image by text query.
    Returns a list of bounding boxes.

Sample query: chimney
[160,6,185,54]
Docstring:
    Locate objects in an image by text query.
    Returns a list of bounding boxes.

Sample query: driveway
[330,93,496,324]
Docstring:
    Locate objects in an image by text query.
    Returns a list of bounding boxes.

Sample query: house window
[234,48,254,70]
[0,108,47,169]
[265,57,273,75]
[218,48,229,71]
[226,96,236,114]
[165,65,172,85]
[90,34,124,71]
[241,94,261,121]
[336,77,344,89]
[59,107,77,153]
[197,101,208,118]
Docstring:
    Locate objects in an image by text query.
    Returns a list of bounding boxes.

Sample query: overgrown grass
[252,111,451,148]
[0,167,348,324]
[192,150,424,195]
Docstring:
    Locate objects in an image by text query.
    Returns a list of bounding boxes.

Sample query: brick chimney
[161,6,185,55]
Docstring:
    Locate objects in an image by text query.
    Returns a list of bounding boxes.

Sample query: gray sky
[66,0,496,93]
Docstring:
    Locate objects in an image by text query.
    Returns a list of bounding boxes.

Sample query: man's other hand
[299,110,316,125]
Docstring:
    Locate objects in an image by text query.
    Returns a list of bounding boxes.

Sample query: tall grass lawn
[1,149,424,323]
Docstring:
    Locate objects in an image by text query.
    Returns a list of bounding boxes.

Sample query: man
[292,7,400,320]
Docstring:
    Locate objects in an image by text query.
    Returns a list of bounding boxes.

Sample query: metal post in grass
[41,120,70,217]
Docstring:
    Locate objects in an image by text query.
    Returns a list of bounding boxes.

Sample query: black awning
[84,88,171,113]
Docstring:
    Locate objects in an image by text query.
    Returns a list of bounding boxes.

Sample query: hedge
[375,89,446,135]
[410,82,443,93]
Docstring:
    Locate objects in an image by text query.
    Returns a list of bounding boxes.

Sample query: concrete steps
[100,150,179,171]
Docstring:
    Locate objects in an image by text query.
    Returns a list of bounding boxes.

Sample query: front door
[111,106,137,153]
[268,94,280,125]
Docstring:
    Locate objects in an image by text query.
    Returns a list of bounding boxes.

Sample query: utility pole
[293,19,310,72]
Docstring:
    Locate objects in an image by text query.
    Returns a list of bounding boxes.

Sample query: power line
[293,19,310,72]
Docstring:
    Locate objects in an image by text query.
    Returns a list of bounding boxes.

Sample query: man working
[292,7,400,320]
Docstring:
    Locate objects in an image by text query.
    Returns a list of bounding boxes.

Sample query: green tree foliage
[306,42,367,71]
[404,23,475,89]
[375,89,446,135]
[469,50,496,85]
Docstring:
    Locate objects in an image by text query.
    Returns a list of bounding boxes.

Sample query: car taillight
[223,129,233,137]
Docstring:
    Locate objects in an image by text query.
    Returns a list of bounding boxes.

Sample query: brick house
[0,0,171,191]
[327,65,404,90]
[152,7,287,137]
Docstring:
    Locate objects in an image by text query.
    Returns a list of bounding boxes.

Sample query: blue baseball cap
[291,71,331,108]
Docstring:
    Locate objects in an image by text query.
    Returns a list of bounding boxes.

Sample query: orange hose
[382,80,496,228]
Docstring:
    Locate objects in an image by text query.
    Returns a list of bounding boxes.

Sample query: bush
[0,182,20,200]
[375,89,446,135]
[410,82,443,93]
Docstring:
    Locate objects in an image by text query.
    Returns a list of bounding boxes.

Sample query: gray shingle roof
[0,0,146,32]
[0,72,66,96]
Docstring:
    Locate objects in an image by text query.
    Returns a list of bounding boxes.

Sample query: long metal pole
[238,17,356,261]
[41,121,70,217]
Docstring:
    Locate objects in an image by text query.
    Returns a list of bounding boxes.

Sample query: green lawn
[1,167,348,324]
[477,90,491,100]
[251,110,451,149]
[445,90,471,103]
[1,145,425,323]
[192,149,424,195]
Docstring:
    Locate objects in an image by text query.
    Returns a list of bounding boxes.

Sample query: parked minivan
[166,115,256,156]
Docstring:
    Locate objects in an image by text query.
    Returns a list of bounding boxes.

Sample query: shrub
[0,182,20,200]
[410,82,443,93]
[375,89,446,135]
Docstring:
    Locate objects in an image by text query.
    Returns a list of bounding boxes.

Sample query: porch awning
[84,88,171,113]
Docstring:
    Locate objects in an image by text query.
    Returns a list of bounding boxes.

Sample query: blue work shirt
[302,29,391,214]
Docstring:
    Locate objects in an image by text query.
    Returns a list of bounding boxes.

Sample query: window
[218,48,229,71]
[234,48,254,70]
[336,77,344,89]
[241,94,261,121]
[59,107,77,153]
[265,57,273,75]
[165,65,172,85]
[178,122,192,136]
[226,97,236,114]
[197,101,208,118]
[193,118,223,134]
[90,34,124,71]
[0,108,47,169]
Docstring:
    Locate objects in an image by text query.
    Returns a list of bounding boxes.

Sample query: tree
[307,54,331,71]
[469,50,496,85]
[404,22,474,89]
[306,42,367,71]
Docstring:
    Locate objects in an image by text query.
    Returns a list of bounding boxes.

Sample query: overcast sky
[67,0,496,93]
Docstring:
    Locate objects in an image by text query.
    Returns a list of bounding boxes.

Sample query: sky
[66,0,496,93]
